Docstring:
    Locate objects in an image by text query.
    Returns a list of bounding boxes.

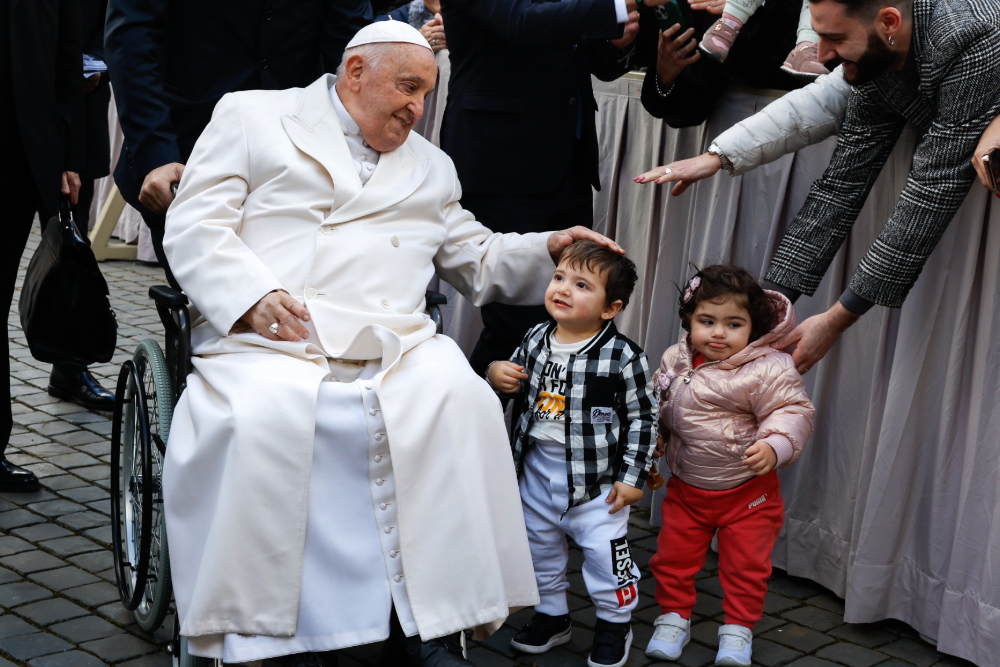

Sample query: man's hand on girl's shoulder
[487,361,527,394]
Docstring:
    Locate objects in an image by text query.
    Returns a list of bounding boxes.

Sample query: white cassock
[161,74,550,662]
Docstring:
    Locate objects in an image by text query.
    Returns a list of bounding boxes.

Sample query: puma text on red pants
[649,472,784,628]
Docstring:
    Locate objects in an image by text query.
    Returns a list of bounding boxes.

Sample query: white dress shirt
[330,86,381,186]
[613,0,628,23]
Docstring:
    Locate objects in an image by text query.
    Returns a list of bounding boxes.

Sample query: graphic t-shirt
[528,333,597,444]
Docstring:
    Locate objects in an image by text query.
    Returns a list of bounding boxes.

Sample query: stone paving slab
[3,223,979,666]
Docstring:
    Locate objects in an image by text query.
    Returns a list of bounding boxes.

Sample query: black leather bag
[18,200,117,366]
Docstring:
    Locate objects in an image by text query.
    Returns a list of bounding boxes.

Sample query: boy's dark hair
[678,265,776,342]
[559,240,638,311]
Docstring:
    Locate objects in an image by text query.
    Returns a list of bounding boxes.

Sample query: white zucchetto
[345,19,433,52]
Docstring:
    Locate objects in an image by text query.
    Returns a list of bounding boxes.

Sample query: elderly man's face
[341,45,437,153]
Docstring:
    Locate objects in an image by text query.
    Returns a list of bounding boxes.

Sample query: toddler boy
[488,240,658,667]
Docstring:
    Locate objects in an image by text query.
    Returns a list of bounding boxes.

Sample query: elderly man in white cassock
[161,19,622,667]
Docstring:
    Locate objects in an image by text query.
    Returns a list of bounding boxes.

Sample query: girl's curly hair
[678,265,776,342]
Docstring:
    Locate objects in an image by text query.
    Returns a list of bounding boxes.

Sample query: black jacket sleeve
[641,59,727,127]
[584,39,634,82]
[458,0,622,49]
[375,5,410,23]
[105,0,182,180]
[57,0,85,172]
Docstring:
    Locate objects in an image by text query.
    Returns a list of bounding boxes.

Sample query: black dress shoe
[404,634,472,667]
[380,606,472,667]
[271,650,337,667]
[48,365,115,411]
[0,458,40,492]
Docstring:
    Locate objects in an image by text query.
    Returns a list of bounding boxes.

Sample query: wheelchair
[110,285,448,666]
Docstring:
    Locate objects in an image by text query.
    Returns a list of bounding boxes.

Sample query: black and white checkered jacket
[766,0,1000,308]
[503,320,657,510]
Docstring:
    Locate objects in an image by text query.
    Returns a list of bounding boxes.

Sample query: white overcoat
[161,74,552,641]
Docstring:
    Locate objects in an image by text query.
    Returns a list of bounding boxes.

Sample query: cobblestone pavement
[3,225,976,667]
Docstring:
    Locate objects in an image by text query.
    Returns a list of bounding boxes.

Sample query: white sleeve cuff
[764,434,795,467]
[614,0,628,23]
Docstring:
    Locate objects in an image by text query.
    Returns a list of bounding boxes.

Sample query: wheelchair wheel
[111,340,174,632]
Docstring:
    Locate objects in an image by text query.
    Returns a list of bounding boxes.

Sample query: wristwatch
[707,143,735,176]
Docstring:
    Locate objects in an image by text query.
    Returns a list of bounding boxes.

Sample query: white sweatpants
[520,439,640,623]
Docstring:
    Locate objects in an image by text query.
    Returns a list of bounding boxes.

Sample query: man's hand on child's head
[606,482,644,514]
[487,361,527,394]
[744,441,777,476]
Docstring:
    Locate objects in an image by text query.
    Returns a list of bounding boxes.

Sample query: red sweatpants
[649,472,784,628]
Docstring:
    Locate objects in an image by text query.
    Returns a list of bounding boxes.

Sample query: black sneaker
[587,619,632,667]
[509,612,572,654]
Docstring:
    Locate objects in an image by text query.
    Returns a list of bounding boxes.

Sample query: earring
[888,33,895,46]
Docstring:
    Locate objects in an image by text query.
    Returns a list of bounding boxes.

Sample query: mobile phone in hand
[655,0,688,33]
[985,148,1000,194]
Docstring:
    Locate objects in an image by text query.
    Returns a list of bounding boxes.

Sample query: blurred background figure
[379,0,443,38]
[1,0,114,492]
[74,0,112,234]
[105,0,373,287]
[440,0,642,378]
[698,0,829,80]
[638,0,805,128]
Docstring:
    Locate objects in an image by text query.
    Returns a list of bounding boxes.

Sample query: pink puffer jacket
[655,291,815,491]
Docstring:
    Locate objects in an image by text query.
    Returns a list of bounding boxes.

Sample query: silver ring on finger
[432,38,437,45]
[269,322,280,335]
[663,168,672,176]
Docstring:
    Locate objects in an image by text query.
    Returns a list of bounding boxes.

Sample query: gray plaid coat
[766,0,1000,308]
[503,320,658,510]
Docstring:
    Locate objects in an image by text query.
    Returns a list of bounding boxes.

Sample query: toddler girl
[644,265,814,666]
[699,0,829,81]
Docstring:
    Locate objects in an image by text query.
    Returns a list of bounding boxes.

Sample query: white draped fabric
[412,49,450,147]
[589,75,1000,666]
[88,85,158,261]
[439,74,1000,665]
[187,361,419,663]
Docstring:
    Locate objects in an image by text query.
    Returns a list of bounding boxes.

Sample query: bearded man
[161,21,622,667]
[639,0,1000,375]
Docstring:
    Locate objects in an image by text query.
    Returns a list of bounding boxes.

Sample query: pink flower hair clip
[683,276,701,303]
[658,368,676,392]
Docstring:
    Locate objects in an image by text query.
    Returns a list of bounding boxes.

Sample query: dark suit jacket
[81,0,111,178]
[1,0,84,213]
[440,0,630,197]
[637,0,803,128]
[105,0,372,211]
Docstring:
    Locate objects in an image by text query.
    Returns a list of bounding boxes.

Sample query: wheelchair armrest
[149,285,188,308]
[425,291,448,306]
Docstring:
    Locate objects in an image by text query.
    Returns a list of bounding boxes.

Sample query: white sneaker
[715,624,753,666]
[645,612,690,661]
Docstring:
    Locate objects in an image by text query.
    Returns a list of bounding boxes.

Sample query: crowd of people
[2,0,999,667]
